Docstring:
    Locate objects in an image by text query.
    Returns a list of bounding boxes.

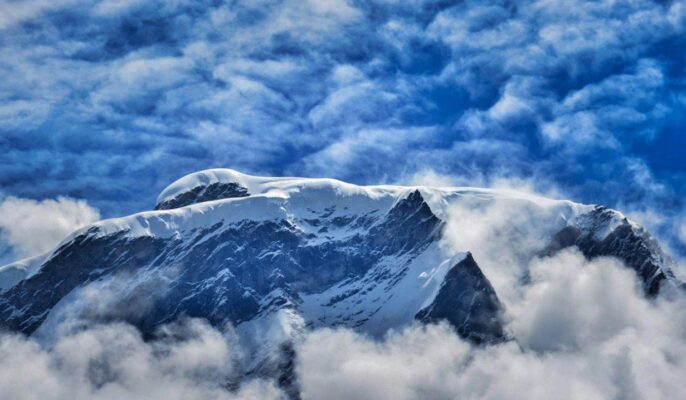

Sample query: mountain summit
[0,169,681,389]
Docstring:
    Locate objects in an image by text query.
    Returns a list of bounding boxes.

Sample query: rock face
[416,253,504,344]
[0,169,680,354]
[0,188,480,339]
[154,181,249,210]
[544,206,675,296]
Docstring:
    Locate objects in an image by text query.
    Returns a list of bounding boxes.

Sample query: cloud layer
[0,319,283,400]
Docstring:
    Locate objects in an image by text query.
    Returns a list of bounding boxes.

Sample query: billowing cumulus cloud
[440,187,567,304]
[0,319,284,400]
[0,196,100,263]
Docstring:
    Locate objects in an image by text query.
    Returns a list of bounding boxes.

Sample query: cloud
[0,319,284,400]
[294,186,686,398]
[8,255,683,400]
[0,0,78,30]
[510,251,648,352]
[439,188,571,305]
[407,169,457,187]
[0,196,100,263]
[297,324,472,400]
[1,2,684,396]
[91,0,149,17]
[541,59,669,148]
[35,265,180,340]
[299,126,438,179]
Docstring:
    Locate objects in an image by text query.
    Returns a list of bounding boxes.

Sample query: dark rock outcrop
[544,206,673,296]
[0,191,491,343]
[416,253,505,344]
[155,182,249,210]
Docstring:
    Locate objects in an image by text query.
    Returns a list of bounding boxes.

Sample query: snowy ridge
[64,169,594,246]
[156,168,586,214]
[0,168,679,357]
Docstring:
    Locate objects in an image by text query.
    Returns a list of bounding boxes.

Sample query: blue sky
[0,0,685,260]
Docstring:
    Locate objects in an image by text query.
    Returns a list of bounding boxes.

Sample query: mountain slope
[0,169,680,351]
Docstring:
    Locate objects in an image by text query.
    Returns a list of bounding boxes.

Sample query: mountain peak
[1,168,680,352]
[155,169,252,210]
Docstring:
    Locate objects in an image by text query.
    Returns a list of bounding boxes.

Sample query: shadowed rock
[416,252,505,344]
[544,206,676,296]
[155,182,249,210]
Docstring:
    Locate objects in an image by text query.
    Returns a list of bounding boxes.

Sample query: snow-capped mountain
[0,169,681,370]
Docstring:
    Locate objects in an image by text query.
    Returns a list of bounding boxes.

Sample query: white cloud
[290,190,684,399]
[0,98,52,131]
[297,324,472,400]
[0,0,685,395]
[440,190,572,305]
[541,59,669,147]
[91,0,149,16]
[299,126,437,178]
[306,0,361,20]
[90,56,194,112]
[0,319,284,400]
[307,80,399,129]
[0,0,682,227]
[0,0,77,30]
[0,196,100,262]
[509,250,647,351]
[407,169,457,187]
